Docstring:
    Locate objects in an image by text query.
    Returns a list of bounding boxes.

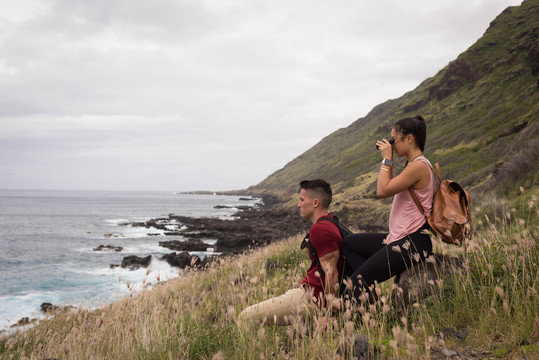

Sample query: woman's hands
[376,138,393,160]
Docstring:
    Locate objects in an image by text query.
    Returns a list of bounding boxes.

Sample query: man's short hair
[299,179,332,209]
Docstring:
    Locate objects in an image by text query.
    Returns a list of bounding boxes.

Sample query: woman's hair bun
[394,115,427,152]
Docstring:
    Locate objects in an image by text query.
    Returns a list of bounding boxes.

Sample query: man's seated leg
[239,287,319,326]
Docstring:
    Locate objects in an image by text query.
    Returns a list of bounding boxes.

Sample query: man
[239,179,344,325]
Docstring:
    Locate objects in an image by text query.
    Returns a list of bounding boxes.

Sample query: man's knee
[239,303,265,324]
[238,287,318,326]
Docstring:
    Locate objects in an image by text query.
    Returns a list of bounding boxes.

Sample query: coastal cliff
[247,0,539,228]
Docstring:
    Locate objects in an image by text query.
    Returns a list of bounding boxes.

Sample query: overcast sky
[0,0,523,192]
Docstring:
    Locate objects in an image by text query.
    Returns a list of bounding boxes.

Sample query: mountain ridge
[246,0,538,227]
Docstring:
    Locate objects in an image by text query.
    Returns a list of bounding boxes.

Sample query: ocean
[0,189,259,330]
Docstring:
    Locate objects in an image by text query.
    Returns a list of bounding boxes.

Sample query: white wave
[120,242,172,254]
[73,264,139,277]
[105,258,180,299]
[73,241,169,254]
[104,218,130,225]
[92,225,167,240]
[72,257,179,287]
[165,224,182,231]
[1,258,182,330]
[74,245,125,254]
[190,250,221,258]
[119,226,165,239]
[0,290,64,331]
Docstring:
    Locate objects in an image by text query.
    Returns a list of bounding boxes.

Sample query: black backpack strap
[301,232,324,276]
[300,216,341,277]
[319,215,338,227]
[319,215,353,237]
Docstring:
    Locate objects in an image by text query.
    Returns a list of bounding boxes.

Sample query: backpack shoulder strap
[409,188,427,217]
[431,162,442,183]
[301,232,324,276]
[414,156,442,183]
[409,160,443,220]
[317,215,339,227]
[408,158,434,218]
[300,215,340,277]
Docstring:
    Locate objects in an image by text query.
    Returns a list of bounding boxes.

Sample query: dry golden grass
[1,193,538,359]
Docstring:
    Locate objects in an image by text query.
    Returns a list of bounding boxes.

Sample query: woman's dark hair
[393,115,427,152]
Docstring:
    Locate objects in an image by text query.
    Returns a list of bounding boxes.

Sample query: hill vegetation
[0,190,537,359]
[249,0,539,229]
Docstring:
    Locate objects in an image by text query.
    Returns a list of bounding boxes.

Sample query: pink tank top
[386,157,435,244]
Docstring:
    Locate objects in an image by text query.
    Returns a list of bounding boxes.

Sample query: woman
[341,115,435,303]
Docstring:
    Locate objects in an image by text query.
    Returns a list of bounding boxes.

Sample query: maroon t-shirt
[301,214,344,305]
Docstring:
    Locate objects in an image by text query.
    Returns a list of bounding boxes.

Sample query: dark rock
[159,239,210,252]
[40,303,74,315]
[10,317,32,327]
[93,244,124,252]
[122,221,143,227]
[402,98,427,113]
[199,254,221,268]
[121,255,152,270]
[338,334,381,359]
[215,234,254,251]
[214,205,233,209]
[392,253,463,306]
[122,218,169,230]
[41,303,58,313]
[163,231,182,236]
[236,205,253,211]
[440,327,469,341]
[161,251,201,268]
[428,58,480,101]
[163,230,223,239]
[143,219,169,231]
[527,36,539,76]
[18,317,30,325]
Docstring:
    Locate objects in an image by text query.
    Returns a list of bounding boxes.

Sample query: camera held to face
[376,137,395,149]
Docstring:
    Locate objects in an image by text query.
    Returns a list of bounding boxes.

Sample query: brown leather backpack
[409,162,472,246]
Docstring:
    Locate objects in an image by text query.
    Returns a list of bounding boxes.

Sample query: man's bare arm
[319,250,340,296]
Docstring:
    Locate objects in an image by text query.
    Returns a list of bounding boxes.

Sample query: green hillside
[249,0,539,227]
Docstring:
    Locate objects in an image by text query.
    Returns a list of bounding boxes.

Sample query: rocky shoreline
[103,192,388,272]
[108,193,311,271]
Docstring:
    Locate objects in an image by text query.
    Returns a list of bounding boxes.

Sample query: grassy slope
[0,197,537,359]
[249,0,539,228]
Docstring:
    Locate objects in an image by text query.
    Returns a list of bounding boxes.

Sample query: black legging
[341,223,432,303]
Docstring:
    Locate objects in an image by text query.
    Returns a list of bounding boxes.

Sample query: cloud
[0,0,523,191]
